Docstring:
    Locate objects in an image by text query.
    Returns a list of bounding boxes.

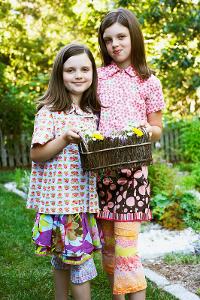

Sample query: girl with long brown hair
[97,8,165,300]
[27,43,103,300]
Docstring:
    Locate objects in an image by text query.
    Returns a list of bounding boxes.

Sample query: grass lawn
[0,171,178,299]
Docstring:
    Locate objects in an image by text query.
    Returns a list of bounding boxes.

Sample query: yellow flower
[132,128,143,137]
[92,133,104,140]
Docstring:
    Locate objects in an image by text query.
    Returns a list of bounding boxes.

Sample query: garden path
[139,223,200,298]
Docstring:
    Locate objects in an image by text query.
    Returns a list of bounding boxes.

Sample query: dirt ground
[142,258,200,296]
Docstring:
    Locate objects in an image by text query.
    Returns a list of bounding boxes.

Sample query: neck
[72,95,82,108]
[114,60,131,70]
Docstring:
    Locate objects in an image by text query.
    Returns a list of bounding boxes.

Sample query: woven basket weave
[78,127,152,173]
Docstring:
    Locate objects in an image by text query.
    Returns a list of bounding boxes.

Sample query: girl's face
[103,22,131,70]
[63,53,93,106]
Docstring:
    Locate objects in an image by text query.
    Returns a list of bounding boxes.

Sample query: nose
[112,38,119,48]
[75,70,82,79]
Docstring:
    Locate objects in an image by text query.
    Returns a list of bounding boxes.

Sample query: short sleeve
[31,106,54,148]
[145,75,165,115]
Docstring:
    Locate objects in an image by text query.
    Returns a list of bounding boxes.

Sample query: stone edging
[144,268,200,300]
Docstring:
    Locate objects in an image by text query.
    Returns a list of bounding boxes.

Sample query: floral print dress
[97,62,166,221]
[27,104,104,264]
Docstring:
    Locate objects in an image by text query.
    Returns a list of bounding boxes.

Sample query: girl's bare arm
[30,128,82,163]
[139,110,162,142]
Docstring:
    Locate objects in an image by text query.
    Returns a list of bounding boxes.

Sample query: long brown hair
[98,8,155,78]
[36,43,101,112]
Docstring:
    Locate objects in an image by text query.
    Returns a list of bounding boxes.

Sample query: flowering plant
[81,120,144,142]
[113,120,144,138]
[124,122,143,137]
[92,132,104,140]
[83,129,104,143]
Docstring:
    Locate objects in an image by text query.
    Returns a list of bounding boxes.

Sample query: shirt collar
[98,61,137,79]
[68,102,93,117]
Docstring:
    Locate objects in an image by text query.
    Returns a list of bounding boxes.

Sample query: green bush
[148,153,177,197]
[166,118,200,163]
[14,168,31,194]
[149,150,200,231]
[150,193,172,222]
[173,161,200,191]
[151,188,200,232]
[179,118,200,163]
[191,164,200,190]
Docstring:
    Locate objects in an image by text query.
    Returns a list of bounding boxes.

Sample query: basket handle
[139,126,150,141]
[78,132,89,152]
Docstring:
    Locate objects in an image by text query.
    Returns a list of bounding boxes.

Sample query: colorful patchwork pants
[100,220,147,295]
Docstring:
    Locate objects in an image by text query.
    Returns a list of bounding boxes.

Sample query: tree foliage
[0,0,199,139]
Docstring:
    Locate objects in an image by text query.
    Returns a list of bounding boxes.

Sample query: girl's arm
[139,110,162,142]
[30,128,82,163]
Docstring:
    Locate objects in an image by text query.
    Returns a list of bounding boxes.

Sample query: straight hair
[36,43,101,112]
[98,8,155,78]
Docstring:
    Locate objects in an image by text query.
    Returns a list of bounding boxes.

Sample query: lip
[113,49,122,54]
[73,82,85,86]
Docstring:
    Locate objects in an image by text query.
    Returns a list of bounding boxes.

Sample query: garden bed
[142,256,200,296]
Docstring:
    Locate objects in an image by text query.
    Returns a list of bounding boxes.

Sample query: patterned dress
[27,103,99,215]
[26,103,104,265]
[97,62,166,221]
[96,62,165,295]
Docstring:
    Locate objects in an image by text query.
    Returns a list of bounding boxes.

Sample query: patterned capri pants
[51,255,97,284]
[100,220,147,295]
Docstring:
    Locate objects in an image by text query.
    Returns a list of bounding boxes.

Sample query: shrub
[179,118,200,163]
[14,168,31,194]
[148,153,177,197]
[150,193,172,222]
[161,201,186,230]
[151,188,200,232]
[172,161,200,191]
[191,164,200,190]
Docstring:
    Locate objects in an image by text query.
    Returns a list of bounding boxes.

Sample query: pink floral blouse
[26,104,99,215]
[97,61,165,135]
[96,62,165,221]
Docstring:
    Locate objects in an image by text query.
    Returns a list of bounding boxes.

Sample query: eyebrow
[103,32,127,39]
[63,65,92,70]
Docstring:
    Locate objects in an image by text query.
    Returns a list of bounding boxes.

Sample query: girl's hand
[63,128,82,144]
[31,128,82,163]
[139,111,162,142]
[139,120,153,138]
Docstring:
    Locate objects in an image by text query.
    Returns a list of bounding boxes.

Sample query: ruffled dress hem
[32,241,99,265]
[97,211,152,222]
[32,212,104,265]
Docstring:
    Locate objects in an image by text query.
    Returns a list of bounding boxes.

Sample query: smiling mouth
[113,50,122,54]
[73,82,84,85]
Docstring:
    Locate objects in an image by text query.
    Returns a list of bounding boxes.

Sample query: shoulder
[36,106,56,120]
[97,64,117,80]
[139,74,162,90]
[146,74,161,85]
[97,66,109,79]
[37,105,51,114]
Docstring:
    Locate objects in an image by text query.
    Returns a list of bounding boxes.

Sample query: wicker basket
[78,127,152,173]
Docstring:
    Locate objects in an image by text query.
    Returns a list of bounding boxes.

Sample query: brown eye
[82,67,89,72]
[104,39,111,44]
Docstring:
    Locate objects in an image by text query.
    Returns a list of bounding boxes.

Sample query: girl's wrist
[151,125,162,142]
[61,133,71,147]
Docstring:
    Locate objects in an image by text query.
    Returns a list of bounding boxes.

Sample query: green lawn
[0,173,178,300]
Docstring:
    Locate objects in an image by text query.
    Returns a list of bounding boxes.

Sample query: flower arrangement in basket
[78,121,152,173]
